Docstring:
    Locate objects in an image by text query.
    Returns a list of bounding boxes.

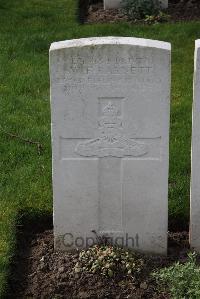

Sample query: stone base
[104,0,168,9]
[104,0,121,9]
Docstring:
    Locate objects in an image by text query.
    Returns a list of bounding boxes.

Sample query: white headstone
[190,40,200,252]
[50,37,171,254]
[104,0,168,9]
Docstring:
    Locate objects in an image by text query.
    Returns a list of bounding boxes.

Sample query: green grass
[0,0,199,296]
[153,253,200,298]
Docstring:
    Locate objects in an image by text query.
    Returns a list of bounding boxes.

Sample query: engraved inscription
[75,101,148,158]
[53,54,156,86]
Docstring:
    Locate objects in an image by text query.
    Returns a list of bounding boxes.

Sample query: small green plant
[72,245,144,278]
[144,11,170,24]
[153,252,200,299]
[121,0,161,21]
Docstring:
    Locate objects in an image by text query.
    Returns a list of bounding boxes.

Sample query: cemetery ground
[0,0,199,297]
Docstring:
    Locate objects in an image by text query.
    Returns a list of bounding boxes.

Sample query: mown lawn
[0,0,199,296]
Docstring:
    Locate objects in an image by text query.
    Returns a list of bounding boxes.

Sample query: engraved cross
[60,98,161,236]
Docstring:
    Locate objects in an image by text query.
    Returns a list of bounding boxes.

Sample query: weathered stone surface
[104,0,168,10]
[190,40,200,252]
[50,37,171,254]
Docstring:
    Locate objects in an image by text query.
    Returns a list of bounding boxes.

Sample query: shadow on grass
[78,0,89,24]
[169,217,189,232]
[5,209,52,299]
[78,0,103,24]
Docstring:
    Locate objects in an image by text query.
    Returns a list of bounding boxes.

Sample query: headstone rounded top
[195,40,200,70]
[50,36,171,52]
[195,39,200,48]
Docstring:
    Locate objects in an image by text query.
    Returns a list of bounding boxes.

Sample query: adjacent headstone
[190,40,200,252]
[50,37,171,254]
[104,0,168,10]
